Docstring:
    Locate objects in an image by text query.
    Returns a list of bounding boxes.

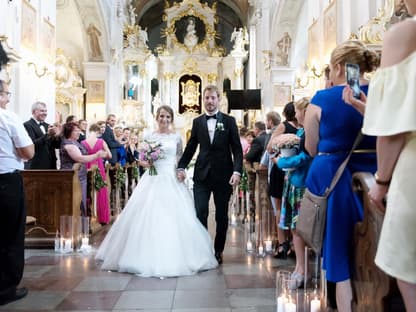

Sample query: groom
[177,85,243,264]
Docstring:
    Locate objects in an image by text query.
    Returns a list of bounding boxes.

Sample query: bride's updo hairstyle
[330,40,380,74]
[156,105,174,123]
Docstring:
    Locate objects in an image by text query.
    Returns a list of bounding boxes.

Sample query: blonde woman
[304,40,379,311]
[271,97,311,288]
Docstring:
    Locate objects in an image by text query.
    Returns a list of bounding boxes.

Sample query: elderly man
[23,101,60,169]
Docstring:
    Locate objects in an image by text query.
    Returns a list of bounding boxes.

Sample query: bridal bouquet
[270,133,300,156]
[138,140,165,176]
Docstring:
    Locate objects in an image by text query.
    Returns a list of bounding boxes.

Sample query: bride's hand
[139,160,152,168]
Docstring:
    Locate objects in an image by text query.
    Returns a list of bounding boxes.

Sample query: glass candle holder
[60,215,73,253]
[276,270,291,312]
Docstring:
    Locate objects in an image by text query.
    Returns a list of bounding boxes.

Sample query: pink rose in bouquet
[270,133,300,155]
[138,140,165,175]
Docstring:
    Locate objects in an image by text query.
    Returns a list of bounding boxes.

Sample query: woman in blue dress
[304,40,379,311]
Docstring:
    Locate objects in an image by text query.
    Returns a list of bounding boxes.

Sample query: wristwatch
[374,172,390,186]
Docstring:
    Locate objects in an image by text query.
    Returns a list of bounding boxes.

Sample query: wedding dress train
[95,132,218,277]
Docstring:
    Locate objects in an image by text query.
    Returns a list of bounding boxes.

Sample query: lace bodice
[144,132,182,174]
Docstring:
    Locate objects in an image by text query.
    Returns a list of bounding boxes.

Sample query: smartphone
[345,63,361,99]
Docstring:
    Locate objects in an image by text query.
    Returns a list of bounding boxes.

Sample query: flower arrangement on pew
[138,140,165,176]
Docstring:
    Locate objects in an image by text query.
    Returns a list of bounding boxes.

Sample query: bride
[95,105,218,277]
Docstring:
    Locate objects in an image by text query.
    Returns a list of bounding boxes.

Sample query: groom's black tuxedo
[178,111,243,256]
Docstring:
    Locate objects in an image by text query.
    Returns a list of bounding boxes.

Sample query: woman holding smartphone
[344,3,416,309]
[303,40,379,311]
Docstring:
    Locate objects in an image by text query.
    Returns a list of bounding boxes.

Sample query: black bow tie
[206,114,216,120]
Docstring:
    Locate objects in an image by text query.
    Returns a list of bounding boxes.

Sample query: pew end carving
[22,165,82,248]
[351,172,404,311]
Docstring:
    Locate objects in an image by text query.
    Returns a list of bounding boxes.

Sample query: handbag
[297,133,363,253]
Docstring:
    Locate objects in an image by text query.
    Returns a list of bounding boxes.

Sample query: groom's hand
[176,169,186,182]
[229,173,240,186]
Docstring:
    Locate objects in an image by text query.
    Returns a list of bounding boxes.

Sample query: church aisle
[1,212,295,311]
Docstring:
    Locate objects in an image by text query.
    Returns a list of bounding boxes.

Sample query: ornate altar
[55,49,86,123]
[121,0,249,134]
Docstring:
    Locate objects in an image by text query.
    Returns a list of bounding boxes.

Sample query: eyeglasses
[0,91,11,98]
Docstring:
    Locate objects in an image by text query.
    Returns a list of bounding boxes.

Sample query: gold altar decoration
[358,0,395,44]
[181,79,200,111]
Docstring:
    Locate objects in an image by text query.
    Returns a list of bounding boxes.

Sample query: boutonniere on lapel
[216,122,225,131]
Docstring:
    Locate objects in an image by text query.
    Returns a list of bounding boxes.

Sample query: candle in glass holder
[258,245,264,255]
[277,295,288,312]
[265,240,272,252]
[246,240,253,252]
[310,298,321,312]
[285,300,296,312]
[81,237,89,246]
[231,214,237,225]
[64,239,72,252]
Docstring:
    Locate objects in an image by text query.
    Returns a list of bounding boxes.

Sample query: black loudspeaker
[226,89,261,111]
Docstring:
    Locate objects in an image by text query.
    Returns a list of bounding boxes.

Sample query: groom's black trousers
[193,176,233,254]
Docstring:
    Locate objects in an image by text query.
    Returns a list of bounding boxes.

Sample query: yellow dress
[363,51,416,283]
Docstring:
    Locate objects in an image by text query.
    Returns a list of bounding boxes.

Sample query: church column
[248,25,257,89]
[163,72,175,107]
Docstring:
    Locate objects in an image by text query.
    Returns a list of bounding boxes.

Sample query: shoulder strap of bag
[323,132,363,197]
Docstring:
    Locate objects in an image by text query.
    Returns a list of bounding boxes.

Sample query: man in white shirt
[0,80,34,305]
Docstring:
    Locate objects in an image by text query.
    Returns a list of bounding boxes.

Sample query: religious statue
[230,27,249,52]
[152,91,161,112]
[138,26,149,48]
[275,32,291,66]
[184,17,198,48]
[129,3,136,26]
[86,23,102,60]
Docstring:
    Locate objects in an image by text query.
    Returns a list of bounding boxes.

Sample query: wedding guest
[81,124,112,225]
[239,127,249,156]
[244,130,256,155]
[0,80,34,306]
[245,121,267,164]
[271,97,311,288]
[101,114,122,166]
[344,7,416,309]
[78,119,88,142]
[24,101,60,169]
[60,122,107,216]
[304,40,379,311]
[266,102,299,258]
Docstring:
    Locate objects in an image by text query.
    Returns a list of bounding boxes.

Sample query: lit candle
[285,300,296,312]
[81,237,89,246]
[65,239,72,252]
[310,298,321,312]
[265,240,273,252]
[246,191,250,210]
[277,295,287,312]
[258,245,264,255]
[246,241,253,252]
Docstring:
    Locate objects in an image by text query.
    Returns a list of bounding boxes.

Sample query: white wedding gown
[95,132,218,277]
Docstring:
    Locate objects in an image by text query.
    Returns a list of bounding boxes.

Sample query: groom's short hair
[203,85,220,98]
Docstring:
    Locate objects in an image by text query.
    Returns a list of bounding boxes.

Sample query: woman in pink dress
[81,123,112,224]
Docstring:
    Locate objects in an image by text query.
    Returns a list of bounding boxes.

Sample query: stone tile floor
[1,213,297,311]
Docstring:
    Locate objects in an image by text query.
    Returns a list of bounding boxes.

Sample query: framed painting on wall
[41,18,55,62]
[86,81,105,103]
[308,18,320,64]
[274,85,292,107]
[323,0,337,59]
[21,0,37,51]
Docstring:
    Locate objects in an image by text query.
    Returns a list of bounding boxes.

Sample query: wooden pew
[22,165,82,248]
[351,172,404,311]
